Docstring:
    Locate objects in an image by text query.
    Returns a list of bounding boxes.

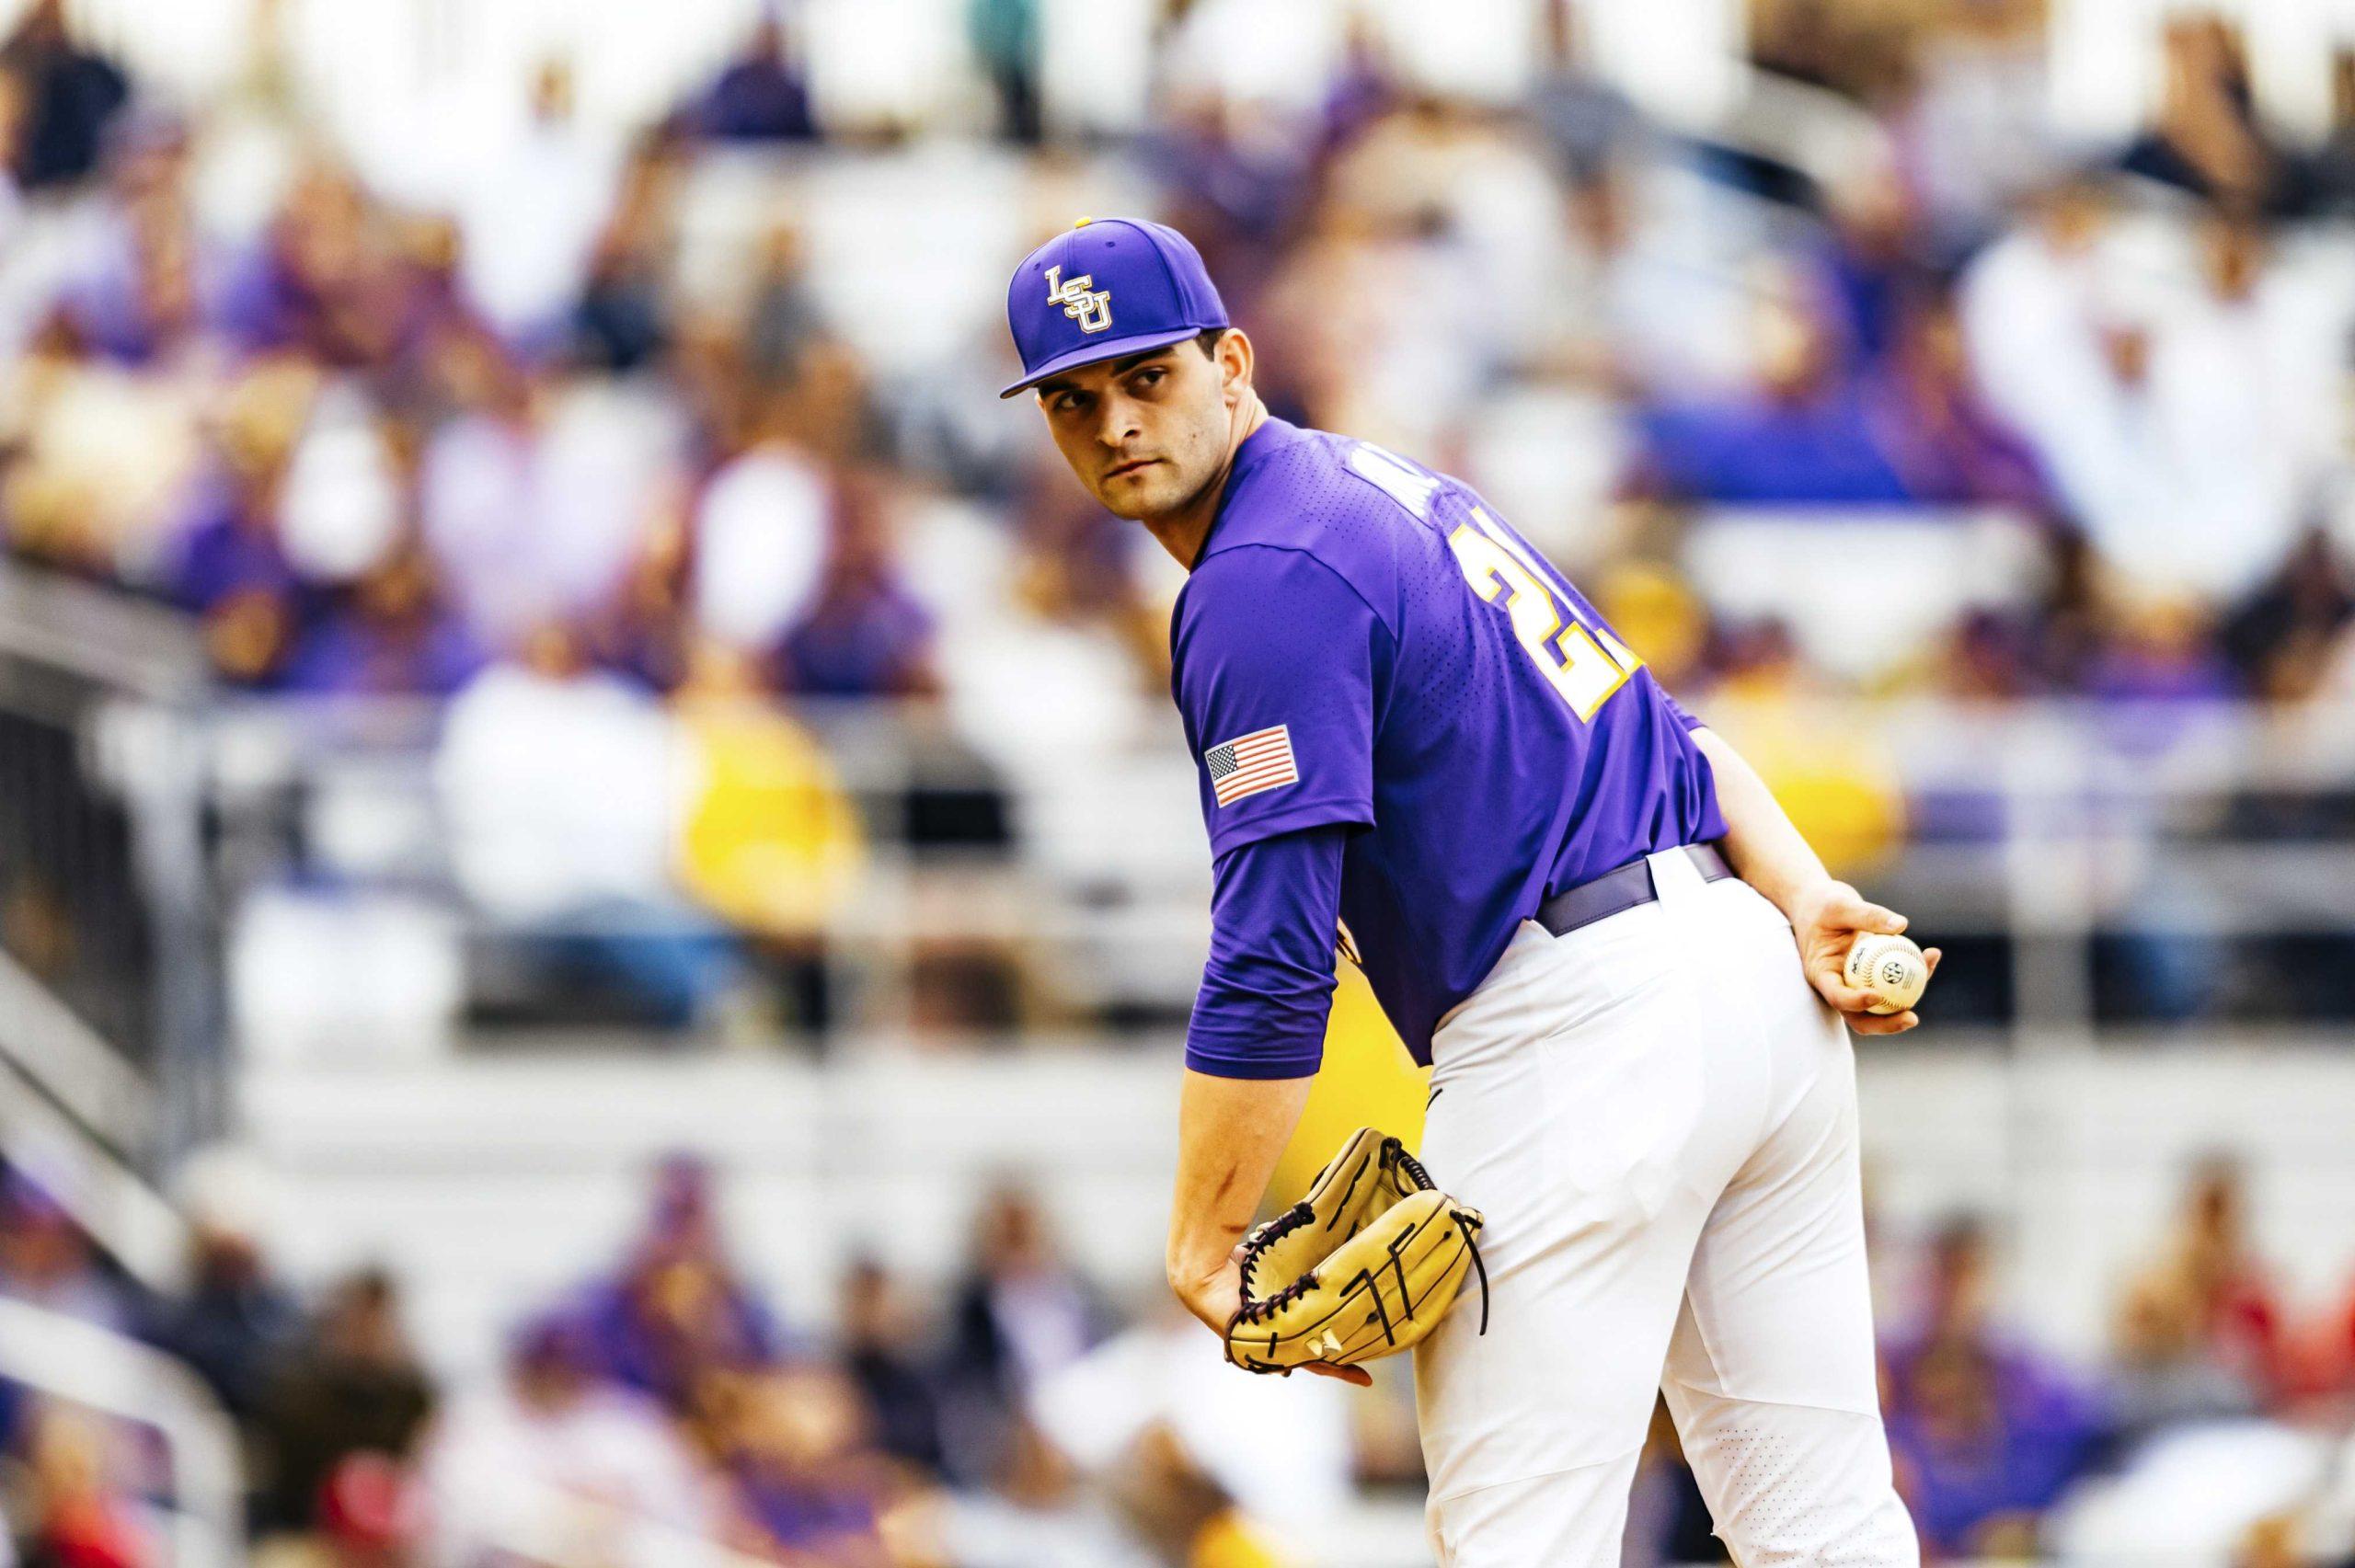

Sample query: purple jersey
[1172,418,1725,1062]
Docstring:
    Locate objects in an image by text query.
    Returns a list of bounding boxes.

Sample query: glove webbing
[1231,1139,1489,1365]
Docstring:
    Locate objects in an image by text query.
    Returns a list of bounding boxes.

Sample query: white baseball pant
[1412,847,1917,1566]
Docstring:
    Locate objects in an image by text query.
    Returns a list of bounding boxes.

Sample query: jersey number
[1346,444,1641,722]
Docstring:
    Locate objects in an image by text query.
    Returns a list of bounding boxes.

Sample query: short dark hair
[1194,326,1227,359]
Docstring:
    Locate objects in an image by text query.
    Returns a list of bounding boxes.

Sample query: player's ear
[1217,327,1254,405]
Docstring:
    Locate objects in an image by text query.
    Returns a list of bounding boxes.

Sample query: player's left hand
[1172,1247,1373,1386]
[1787,879,1942,1036]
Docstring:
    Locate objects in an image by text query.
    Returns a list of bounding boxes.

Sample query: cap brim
[998,326,1207,399]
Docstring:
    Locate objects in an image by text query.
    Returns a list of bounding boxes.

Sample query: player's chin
[1095,463,1177,515]
[1092,483,1155,520]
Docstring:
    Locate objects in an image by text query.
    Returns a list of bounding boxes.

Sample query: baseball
[1844,933,1928,1013]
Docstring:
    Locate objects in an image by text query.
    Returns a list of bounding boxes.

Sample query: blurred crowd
[1,0,2352,704]
[12,1,2355,1561]
[18,1146,2355,1564]
[0,0,2349,1030]
[0,1150,1361,1568]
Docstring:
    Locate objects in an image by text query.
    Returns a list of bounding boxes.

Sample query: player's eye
[1131,368,1165,391]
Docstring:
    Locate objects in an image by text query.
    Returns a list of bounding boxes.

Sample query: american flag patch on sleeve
[1204,725,1299,807]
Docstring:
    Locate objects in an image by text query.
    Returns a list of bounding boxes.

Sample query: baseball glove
[1225,1127,1488,1376]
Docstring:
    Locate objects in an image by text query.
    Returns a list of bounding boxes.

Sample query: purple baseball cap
[1000,218,1229,398]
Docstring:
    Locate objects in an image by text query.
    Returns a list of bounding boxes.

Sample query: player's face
[1032,336,1241,521]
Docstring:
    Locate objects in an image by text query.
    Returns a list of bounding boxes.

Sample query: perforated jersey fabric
[1168,417,1724,1061]
[1665,1405,1918,1565]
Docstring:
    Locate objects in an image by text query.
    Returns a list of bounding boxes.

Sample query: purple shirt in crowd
[1174,418,1724,1076]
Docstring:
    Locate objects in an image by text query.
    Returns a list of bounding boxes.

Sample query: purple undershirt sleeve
[1182,823,1349,1081]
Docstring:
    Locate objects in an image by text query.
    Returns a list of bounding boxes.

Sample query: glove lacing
[1232,1148,1490,1341]
[1393,1144,1489,1337]
[1235,1200,1317,1323]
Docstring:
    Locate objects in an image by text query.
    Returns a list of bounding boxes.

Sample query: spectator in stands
[1528,0,1639,185]
[922,1413,1144,1565]
[279,543,486,698]
[1956,171,2114,482]
[1310,11,1399,163]
[1872,292,2052,511]
[688,12,816,144]
[717,1365,902,1564]
[2221,531,2355,702]
[1143,89,1314,297]
[143,1212,301,1427]
[667,643,864,1030]
[575,1155,787,1413]
[437,621,741,1025]
[256,1269,435,1539]
[15,1402,156,1568]
[164,360,308,602]
[1881,1217,2104,1557]
[2119,211,2345,606]
[2318,48,2355,213]
[1810,157,1933,371]
[65,113,210,369]
[0,1173,133,1335]
[969,0,1042,145]
[219,166,400,369]
[159,359,322,682]
[1276,111,1550,449]
[569,137,679,377]
[1006,453,1168,690]
[838,1256,946,1474]
[775,471,940,699]
[581,505,693,692]
[2111,1155,2285,1440]
[0,0,127,192]
[454,59,623,351]
[1108,1425,1292,1568]
[945,1183,1109,1435]
[0,306,201,580]
[2083,595,2235,715]
[416,1312,716,1568]
[368,223,506,429]
[271,382,403,590]
[252,1451,418,1568]
[1633,276,1918,505]
[1890,0,2056,258]
[741,219,822,394]
[1978,199,2347,612]
[420,356,684,655]
[689,395,833,657]
[2118,13,2315,217]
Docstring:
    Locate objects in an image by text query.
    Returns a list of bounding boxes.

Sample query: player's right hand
[1176,1246,1373,1385]
[1787,880,1941,1036]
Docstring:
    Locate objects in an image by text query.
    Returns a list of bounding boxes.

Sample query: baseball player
[1001,217,1936,1565]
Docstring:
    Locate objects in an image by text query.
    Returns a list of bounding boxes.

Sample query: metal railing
[170,689,2355,1047]
[0,566,217,1169]
[0,1298,242,1568]
[7,566,2355,1102]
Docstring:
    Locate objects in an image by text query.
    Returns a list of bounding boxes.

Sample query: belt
[1533,842,1734,939]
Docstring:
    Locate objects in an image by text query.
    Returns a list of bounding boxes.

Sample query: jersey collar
[1193,416,1303,568]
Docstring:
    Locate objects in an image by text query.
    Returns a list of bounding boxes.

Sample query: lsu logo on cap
[1043,263,1112,335]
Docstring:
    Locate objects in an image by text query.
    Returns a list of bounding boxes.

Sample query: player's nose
[1092,391,1143,447]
